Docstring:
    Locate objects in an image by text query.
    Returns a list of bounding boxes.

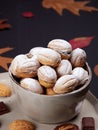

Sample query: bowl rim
[8,62,92,97]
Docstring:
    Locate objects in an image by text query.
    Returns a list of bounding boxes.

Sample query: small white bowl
[8,63,92,124]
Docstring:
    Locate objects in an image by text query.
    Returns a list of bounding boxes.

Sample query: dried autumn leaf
[0,19,11,30]
[94,65,98,77]
[0,47,13,54]
[0,56,13,71]
[69,36,94,49]
[0,47,13,71]
[21,11,34,18]
[42,0,98,16]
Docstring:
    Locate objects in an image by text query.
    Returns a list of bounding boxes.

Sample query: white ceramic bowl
[8,63,92,124]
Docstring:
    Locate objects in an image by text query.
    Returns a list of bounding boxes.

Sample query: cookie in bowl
[47,39,72,59]
[38,65,57,88]
[10,54,40,78]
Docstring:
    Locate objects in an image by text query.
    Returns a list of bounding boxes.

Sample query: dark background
[0,0,98,98]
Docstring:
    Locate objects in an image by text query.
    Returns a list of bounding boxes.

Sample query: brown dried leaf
[42,0,98,16]
[0,19,11,30]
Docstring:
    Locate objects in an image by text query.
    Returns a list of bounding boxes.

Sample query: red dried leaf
[69,36,94,49]
[94,65,98,77]
[21,11,34,18]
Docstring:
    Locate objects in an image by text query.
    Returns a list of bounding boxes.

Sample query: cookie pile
[10,39,89,95]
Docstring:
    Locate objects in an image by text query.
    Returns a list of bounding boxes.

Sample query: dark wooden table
[0,0,98,98]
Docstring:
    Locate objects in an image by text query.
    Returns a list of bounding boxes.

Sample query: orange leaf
[69,36,94,49]
[0,47,14,71]
[94,65,98,77]
[0,19,11,30]
[0,47,13,54]
[0,56,13,71]
[42,0,98,16]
